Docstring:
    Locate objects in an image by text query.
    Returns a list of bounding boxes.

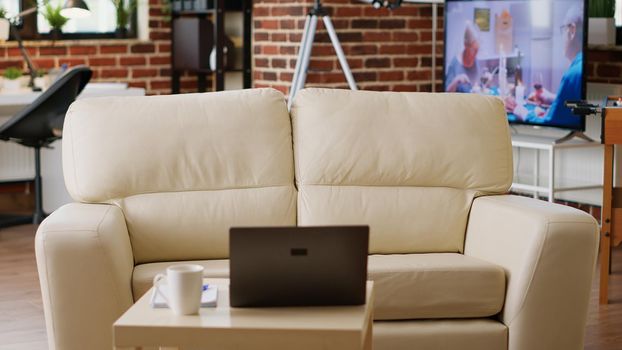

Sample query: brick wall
[586,47,622,84]
[1,2,618,96]
[0,0,177,95]
[253,0,443,95]
[253,1,621,96]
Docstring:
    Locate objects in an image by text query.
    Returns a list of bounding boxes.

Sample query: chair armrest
[35,203,134,350]
[464,195,598,350]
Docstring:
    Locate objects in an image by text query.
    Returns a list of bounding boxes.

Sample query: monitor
[443,0,587,130]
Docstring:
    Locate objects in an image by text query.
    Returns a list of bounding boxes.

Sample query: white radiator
[0,142,34,182]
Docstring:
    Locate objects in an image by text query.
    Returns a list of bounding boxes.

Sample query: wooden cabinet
[170,0,252,93]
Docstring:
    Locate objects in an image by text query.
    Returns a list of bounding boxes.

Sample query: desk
[0,83,145,213]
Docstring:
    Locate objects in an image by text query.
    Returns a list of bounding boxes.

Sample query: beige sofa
[35,88,599,350]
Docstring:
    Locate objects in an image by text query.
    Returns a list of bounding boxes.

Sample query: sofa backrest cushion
[63,88,296,263]
[291,88,512,254]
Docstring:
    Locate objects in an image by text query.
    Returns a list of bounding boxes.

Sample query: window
[36,0,117,34]
[0,0,19,18]
[0,0,136,39]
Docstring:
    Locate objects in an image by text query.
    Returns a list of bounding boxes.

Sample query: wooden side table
[599,97,622,304]
[114,278,374,350]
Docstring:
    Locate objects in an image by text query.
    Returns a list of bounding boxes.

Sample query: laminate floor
[1,224,621,349]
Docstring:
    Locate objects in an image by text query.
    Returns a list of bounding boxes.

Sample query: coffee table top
[114,278,374,350]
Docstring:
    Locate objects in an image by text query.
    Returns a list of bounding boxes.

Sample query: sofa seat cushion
[132,259,229,300]
[369,253,506,320]
[132,253,505,320]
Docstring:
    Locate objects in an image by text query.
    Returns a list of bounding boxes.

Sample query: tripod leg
[294,16,318,100]
[289,15,312,109]
[322,16,357,90]
[289,15,318,110]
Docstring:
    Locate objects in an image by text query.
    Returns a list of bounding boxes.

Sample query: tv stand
[554,130,595,144]
[511,134,602,203]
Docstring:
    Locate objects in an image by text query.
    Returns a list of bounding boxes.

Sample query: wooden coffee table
[114,278,374,350]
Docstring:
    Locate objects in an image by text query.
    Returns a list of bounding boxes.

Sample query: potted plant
[0,6,7,19]
[3,67,23,92]
[41,0,69,40]
[111,0,137,38]
[589,0,616,45]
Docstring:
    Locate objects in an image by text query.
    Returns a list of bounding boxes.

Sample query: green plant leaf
[42,0,69,30]
[3,67,23,80]
[589,0,616,17]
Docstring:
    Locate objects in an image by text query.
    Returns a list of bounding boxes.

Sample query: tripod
[288,0,358,110]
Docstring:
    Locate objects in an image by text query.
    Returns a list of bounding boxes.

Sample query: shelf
[173,10,216,16]
[171,0,251,93]
[511,134,603,150]
[513,173,602,192]
[511,133,604,203]
[171,0,244,13]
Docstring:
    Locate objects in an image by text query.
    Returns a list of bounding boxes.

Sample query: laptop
[229,226,369,307]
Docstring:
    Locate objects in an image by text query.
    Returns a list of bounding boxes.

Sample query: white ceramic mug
[153,264,204,315]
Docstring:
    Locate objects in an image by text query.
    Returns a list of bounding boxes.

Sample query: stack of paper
[150,285,218,308]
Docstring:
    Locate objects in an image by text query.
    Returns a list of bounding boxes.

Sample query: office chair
[0,65,92,226]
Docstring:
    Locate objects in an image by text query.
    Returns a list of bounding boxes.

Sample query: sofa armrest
[464,195,598,350]
[35,203,134,350]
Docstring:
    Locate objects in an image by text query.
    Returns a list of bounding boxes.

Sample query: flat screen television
[443,0,587,131]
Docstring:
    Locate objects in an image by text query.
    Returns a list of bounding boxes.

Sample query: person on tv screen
[529,5,583,126]
[445,22,480,93]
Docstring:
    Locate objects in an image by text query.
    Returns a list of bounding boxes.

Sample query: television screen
[443,0,586,130]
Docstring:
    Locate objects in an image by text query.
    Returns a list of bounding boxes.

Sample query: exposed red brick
[39,47,67,56]
[280,19,296,29]
[32,58,56,69]
[353,72,378,82]
[380,44,407,55]
[131,44,156,54]
[59,58,87,66]
[253,0,443,96]
[149,56,170,65]
[132,68,158,78]
[272,58,287,68]
[121,56,147,66]
[100,45,128,54]
[365,58,391,68]
[128,81,147,89]
[335,7,362,16]
[0,60,24,69]
[8,47,37,57]
[379,71,405,81]
[271,33,287,42]
[158,43,171,53]
[309,59,334,71]
[150,80,172,90]
[596,64,622,78]
[255,32,270,41]
[100,68,128,78]
[352,19,378,29]
[89,57,117,66]
[393,32,419,42]
[379,19,406,29]
[254,7,270,16]
[271,6,303,16]
[150,31,170,40]
[69,46,97,55]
